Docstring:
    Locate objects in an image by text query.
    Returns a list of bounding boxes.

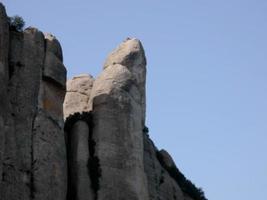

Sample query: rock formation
[0,4,67,200]
[0,3,207,200]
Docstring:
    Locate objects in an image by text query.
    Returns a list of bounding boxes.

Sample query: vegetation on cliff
[157,151,208,200]
[8,15,25,31]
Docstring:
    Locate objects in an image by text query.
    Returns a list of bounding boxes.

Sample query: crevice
[8,62,15,79]
[87,113,101,200]
[30,110,38,200]
[64,112,101,200]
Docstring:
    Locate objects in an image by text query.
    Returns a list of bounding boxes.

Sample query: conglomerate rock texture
[0,3,207,200]
[0,4,67,200]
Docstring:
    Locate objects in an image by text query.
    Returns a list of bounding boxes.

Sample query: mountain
[0,3,207,200]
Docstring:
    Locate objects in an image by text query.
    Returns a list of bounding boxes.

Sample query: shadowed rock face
[0,3,9,190]
[68,120,94,200]
[0,4,67,200]
[143,133,185,200]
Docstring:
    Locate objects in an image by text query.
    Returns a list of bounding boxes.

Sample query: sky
[2,1,267,199]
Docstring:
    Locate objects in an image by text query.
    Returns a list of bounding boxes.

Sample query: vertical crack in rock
[30,112,38,200]
[64,112,99,200]
[87,113,101,200]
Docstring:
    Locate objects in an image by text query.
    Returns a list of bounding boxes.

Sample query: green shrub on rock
[8,15,25,31]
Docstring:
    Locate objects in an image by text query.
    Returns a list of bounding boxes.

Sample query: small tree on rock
[8,15,25,32]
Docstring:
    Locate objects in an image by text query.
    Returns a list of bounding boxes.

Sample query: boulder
[64,74,94,119]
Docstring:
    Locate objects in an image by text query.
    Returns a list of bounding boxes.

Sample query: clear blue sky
[3,1,267,199]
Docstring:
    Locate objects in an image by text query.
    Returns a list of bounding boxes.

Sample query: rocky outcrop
[143,133,184,200]
[63,38,207,200]
[64,74,95,200]
[89,38,149,200]
[1,3,207,200]
[64,74,94,119]
[0,4,67,200]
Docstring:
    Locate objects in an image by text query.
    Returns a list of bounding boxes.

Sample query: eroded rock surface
[0,4,67,199]
[1,3,207,200]
[143,133,184,200]
[63,74,95,200]
[63,38,207,200]
[64,74,94,119]
[89,38,149,200]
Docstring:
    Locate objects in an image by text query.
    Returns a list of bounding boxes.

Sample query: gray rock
[43,34,66,87]
[0,28,24,200]
[43,52,67,87]
[33,110,67,200]
[0,3,9,188]
[68,120,94,200]
[0,2,9,81]
[158,149,177,169]
[45,33,63,62]
[90,38,149,200]
[33,30,67,200]
[0,18,67,199]
[103,38,147,126]
[0,4,205,199]
[143,133,184,200]
[64,74,94,119]
[11,27,44,200]
[39,79,66,123]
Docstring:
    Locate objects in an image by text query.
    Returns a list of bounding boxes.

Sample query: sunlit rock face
[64,38,206,200]
[88,38,149,200]
[64,74,94,119]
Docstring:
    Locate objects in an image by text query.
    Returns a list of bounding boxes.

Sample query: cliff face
[63,39,206,200]
[0,3,206,200]
[0,4,67,200]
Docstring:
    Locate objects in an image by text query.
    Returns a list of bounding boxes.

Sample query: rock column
[89,38,149,200]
